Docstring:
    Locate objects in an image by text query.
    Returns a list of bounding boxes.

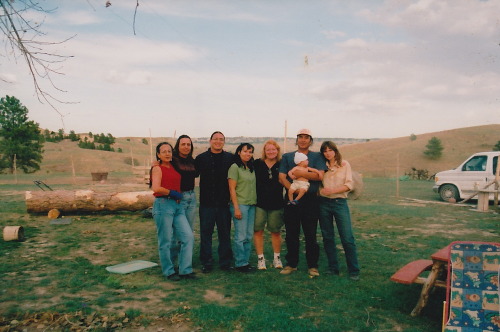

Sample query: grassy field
[0,176,498,331]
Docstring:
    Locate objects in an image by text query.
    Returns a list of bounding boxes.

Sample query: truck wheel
[439,184,459,201]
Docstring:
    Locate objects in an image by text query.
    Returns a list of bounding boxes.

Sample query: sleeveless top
[153,164,181,197]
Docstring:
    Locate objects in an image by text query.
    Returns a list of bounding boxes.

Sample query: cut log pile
[25,190,154,213]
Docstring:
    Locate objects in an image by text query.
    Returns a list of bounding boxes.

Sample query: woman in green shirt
[228,143,257,273]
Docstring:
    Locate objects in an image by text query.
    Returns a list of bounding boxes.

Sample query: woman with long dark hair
[150,142,195,281]
[170,135,198,264]
[319,141,360,280]
[228,143,257,272]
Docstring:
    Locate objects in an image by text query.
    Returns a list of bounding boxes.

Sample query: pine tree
[424,136,444,160]
[0,96,44,173]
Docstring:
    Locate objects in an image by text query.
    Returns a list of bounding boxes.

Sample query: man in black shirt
[195,131,234,272]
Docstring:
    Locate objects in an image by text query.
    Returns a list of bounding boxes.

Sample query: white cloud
[321,30,346,39]
[104,70,152,85]
[362,0,500,38]
[57,10,101,26]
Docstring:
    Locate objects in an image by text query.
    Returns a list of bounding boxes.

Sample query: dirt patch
[203,289,230,304]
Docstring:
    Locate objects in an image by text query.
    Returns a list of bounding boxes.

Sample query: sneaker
[325,269,340,276]
[167,273,180,282]
[273,256,283,269]
[236,265,254,273]
[349,275,360,281]
[220,265,234,271]
[280,266,297,275]
[257,257,267,270]
[179,272,197,280]
[308,268,320,277]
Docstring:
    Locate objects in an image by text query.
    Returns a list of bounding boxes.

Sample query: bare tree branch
[133,0,139,35]
[0,0,76,117]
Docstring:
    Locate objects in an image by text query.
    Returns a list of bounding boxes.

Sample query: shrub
[124,157,139,166]
[493,140,500,151]
[424,136,443,160]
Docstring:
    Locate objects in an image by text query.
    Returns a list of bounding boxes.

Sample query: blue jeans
[171,190,197,263]
[199,204,233,267]
[230,204,256,267]
[319,197,360,276]
[153,197,194,276]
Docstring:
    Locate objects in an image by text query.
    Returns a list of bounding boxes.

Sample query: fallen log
[25,190,154,213]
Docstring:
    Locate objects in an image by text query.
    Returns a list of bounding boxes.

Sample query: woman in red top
[150,142,195,281]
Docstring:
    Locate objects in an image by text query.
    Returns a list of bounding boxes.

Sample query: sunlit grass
[0,178,497,331]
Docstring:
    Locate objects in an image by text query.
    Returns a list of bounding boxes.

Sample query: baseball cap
[297,128,312,137]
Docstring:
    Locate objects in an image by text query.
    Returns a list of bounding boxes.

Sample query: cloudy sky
[2,0,499,139]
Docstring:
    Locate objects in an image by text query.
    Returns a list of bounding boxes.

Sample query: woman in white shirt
[319,141,360,281]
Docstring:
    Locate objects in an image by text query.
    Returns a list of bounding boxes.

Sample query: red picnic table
[390,245,450,316]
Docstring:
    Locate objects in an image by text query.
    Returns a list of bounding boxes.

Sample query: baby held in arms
[287,152,323,206]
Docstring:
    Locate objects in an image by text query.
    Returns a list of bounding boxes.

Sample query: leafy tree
[57,129,65,141]
[68,130,79,141]
[0,96,43,173]
[493,141,500,151]
[424,136,443,160]
[142,138,148,145]
[410,134,417,141]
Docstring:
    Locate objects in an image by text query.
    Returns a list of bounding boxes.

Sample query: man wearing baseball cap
[278,128,326,277]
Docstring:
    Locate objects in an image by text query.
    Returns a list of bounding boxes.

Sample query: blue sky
[2,0,499,138]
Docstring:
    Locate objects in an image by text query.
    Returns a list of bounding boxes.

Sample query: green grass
[0,178,498,331]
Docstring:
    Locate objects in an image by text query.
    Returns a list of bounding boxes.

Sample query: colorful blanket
[444,242,499,332]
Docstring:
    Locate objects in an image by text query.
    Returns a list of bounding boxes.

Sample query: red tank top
[153,164,181,197]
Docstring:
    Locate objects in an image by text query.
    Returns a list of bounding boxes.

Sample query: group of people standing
[149,129,360,282]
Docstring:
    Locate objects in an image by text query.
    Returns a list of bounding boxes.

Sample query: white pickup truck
[433,151,499,201]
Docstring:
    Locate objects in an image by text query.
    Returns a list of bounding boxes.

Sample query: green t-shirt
[228,163,257,205]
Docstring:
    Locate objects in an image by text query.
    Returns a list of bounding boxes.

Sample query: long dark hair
[149,142,173,188]
[320,141,342,166]
[233,143,255,172]
[173,134,194,159]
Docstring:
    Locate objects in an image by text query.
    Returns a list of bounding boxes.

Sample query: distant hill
[38,124,499,178]
[340,124,499,177]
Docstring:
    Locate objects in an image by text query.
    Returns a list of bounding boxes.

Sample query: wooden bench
[390,259,433,285]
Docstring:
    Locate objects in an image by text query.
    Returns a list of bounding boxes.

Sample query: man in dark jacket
[195,131,234,272]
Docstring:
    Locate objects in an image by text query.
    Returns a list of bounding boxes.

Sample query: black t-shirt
[195,149,233,207]
[254,158,284,210]
[172,155,197,192]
